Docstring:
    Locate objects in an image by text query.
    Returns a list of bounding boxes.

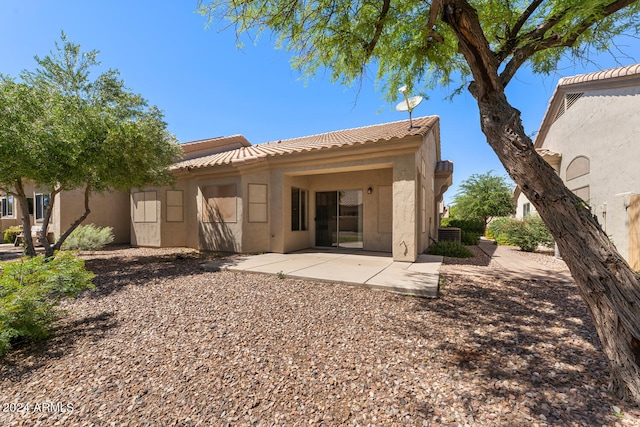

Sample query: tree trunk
[477,92,640,403]
[46,184,92,257]
[14,179,36,257]
[441,0,640,404]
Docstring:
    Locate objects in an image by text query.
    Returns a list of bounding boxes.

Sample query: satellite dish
[395,86,424,129]
[395,96,423,112]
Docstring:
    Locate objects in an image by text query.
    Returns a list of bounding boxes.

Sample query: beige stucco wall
[130,123,450,262]
[522,85,640,260]
[196,176,243,252]
[515,192,538,220]
[130,188,162,247]
[415,131,440,254]
[56,189,130,244]
[241,171,272,253]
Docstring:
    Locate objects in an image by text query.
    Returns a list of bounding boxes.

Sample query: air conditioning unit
[438,227,461,242]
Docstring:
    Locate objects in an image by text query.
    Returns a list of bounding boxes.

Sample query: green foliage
[486,217,514,245]
[4,226,23,244]
[427,241,474,258]
[0,33,182,257]
[441,218,485,235]
[496,215,554,252]
[461,230,481,246]
[61,224,114,251]
[452,171,515,230]
[0,251,95,356]
[199,1,640,101]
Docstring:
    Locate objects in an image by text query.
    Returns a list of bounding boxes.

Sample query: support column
[392,156,418,262]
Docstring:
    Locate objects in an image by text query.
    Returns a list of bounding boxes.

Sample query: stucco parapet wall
[172,116,439,172]
[533,62,640,150]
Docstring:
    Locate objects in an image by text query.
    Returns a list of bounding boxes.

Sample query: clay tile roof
[558,63,640,86]
[172,116,438,170]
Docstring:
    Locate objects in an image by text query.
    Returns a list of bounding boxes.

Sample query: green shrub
[501,215,554,252]
[440,218,484,234]
[0,251,95,356]
[61,224,114,251]
[486,217,512,243]
[461,230,481,245]
[4,226,23,244]
[427,241,474,258]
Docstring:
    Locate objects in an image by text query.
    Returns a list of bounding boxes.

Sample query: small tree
[0,33,182,258]
[452,171,515,231]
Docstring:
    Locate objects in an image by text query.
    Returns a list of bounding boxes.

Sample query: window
[202,184,237,223]
[35,193,50,221]
[166,190,183,222]
[132,191,158,223]
[291,187,308,231]
[248,184,268,223]
[566,156,590,181]
[523,202,531,218]
[1,195,14,218]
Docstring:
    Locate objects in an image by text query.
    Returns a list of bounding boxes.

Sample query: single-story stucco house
[0,183,130,244]
[131,116,453,262]
[514,63,640,268]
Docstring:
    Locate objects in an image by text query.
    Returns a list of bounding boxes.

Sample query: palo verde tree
[0,33,181,258]
[452,171,515,230]
[199,0,640,403]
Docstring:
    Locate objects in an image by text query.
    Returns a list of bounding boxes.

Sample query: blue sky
[1,1,638,204]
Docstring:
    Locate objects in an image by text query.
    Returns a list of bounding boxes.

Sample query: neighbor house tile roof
[172,116,438,171]
[559,63,640,86]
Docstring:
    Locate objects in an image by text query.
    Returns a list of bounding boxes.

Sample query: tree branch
[363,0,391,58]
[425,0,445,44]
[497,0,544,61]
[441,0,502,99]
[499,0,638,87]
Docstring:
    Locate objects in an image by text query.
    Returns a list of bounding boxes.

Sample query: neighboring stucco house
[131,116,453,262]
[514,63,640,268]
[0,183,130,244]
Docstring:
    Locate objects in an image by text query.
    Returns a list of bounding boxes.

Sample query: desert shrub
[427,241,474,258]
[486,217,512,244]
[4,226,23,244]
[0,251,95,356]
[501,215,554,252]
[461,230,481,245]
[440,218,484,235]
[61,224,114,251]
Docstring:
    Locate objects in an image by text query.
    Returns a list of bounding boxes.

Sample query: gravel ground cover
[1,246,639,426]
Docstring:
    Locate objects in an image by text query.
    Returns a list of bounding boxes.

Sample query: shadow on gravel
[0,312,117,380]
[84,253,208,299]
[408,275,619,425]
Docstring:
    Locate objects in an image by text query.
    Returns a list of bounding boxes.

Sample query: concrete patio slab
[211,249,441,297]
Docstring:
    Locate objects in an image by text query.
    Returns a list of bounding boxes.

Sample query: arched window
[566,156,590,181]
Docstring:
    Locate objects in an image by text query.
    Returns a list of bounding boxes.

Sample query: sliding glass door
[315,190,363,248]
